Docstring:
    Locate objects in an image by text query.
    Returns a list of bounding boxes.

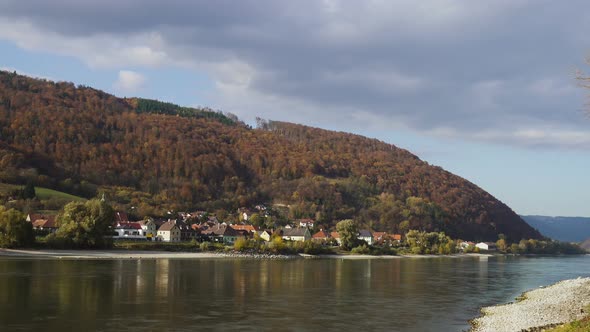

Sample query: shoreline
[470,277,590,332]
[0,248,495,260]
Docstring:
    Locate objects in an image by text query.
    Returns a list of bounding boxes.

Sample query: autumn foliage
[0,71,542,241]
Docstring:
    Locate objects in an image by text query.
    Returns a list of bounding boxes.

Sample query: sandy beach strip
[0,249,495,260]
[0,248,224,259]
[471,277,590,332]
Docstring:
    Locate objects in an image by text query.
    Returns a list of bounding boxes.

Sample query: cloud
[0,0,589,148]
[113,70,146,93]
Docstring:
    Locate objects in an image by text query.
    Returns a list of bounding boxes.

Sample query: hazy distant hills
[521,215,590,242]
[0,70,542,241]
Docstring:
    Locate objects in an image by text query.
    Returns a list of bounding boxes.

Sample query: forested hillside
[0,70,542,241]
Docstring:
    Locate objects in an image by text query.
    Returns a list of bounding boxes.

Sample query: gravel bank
[471,277,590,332]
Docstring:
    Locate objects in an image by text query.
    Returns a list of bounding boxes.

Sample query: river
[1,255,589,331]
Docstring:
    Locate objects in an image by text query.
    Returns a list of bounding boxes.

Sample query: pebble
[471,277,590,332]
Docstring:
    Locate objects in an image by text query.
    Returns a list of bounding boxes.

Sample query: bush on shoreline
[233,238,333,255]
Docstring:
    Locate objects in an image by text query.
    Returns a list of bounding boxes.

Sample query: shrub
[351,244,370,254]
[233,238,249,252]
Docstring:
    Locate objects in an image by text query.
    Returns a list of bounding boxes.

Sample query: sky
[0,0,589,217]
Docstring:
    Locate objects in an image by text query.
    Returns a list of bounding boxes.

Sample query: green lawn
[34,187,86,201]
[0,183,85,201]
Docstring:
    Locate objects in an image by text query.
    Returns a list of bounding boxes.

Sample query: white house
[138,220,157,239]
[475,242,497,251]
[358,229,374,245]
[113,222,146,240]
[281,228,311,242]
[257,230,272,242]
[157,221,181,242]
[298,219,315,228]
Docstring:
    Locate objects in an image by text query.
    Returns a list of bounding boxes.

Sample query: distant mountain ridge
[0,70,542,242]
[521,215,590,242]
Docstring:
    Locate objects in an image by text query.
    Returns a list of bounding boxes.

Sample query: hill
[521,215,590,242]
[0,70,542,241]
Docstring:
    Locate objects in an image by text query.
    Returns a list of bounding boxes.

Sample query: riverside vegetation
[0,200,584,257]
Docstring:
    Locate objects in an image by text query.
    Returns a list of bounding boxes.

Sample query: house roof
[373,232,387,240]
[330,232,340,239]
[391,234,402,241]
[116,222,142,230]
[358,229,373,238]
[137,220,154,226]
[231,224,259,232]
[312,230,330,239]
[28,214,45,222]
[206,224,239,237]
[115,212,129,223]
[158,221,178,231]
[32,217,57,229]
[172,220,192,231]
[298,218,315,224]
[282,228,308,237]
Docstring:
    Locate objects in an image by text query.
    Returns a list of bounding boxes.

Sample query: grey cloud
[0,0,589,148]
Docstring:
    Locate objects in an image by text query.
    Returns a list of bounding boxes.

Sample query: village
[25,207,498,254]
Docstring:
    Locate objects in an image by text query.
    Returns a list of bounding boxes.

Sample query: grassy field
[34,187,85,201]
[0,183,85,201]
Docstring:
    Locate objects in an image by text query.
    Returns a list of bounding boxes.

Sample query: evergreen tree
[22,181,36,199]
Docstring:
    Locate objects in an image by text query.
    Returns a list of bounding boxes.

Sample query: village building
[298,219,315,228]
[30,215,58,234]
[204,224,241,245]
[475,242,497,251]
[330,232,342,246]
[237,208,254,222]
[358,229,374,245]
[312,229,331,242]
[157,221,181,242]
[171,219,196,241]
[138,220,158,240]
[113,222,145,240]
[281,227,311,242]
[459,241,476,250]
[257,230,273,242]
[231,224,259,235]
[373,232,387,243]
[114,211,129,223]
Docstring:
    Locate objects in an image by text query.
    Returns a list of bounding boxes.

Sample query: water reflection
[0,256,589,331]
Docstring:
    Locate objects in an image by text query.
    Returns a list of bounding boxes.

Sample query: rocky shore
[219,250,297,260]
[470,277,590,332]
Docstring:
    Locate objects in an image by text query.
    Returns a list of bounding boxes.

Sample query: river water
[1,255,589,331]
